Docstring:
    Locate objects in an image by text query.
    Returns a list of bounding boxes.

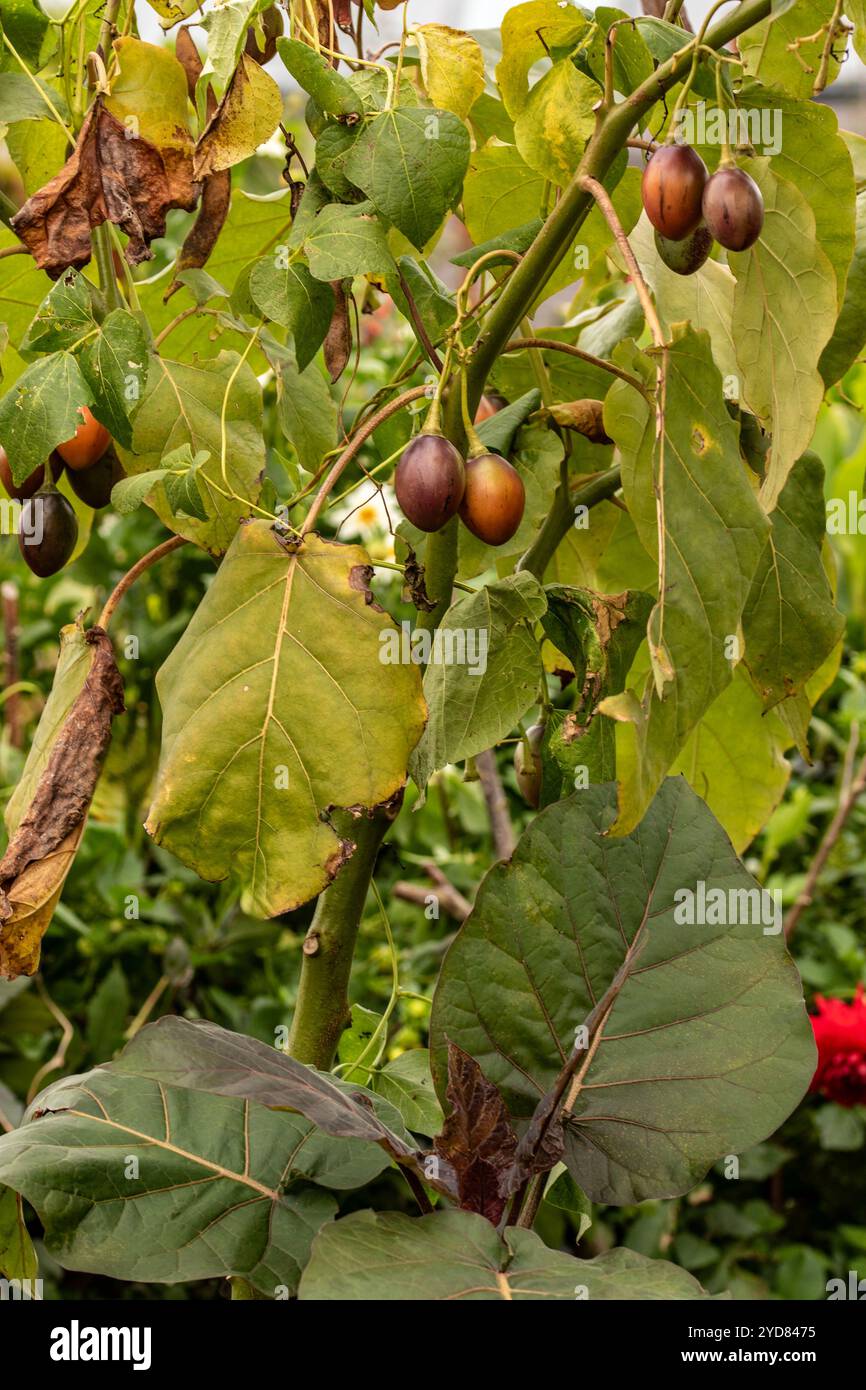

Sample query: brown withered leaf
[164,28,231,302]
[0,625,124,978]
[433,1043,518,1226]
[12,100,199,280]
[548,399,612,445]
[401,546,436,613]
[323,281,352,382]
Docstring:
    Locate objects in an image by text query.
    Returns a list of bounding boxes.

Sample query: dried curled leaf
[433,1044,518,1226]
[164,28,231,302]
[11,100,198,279]
[548,399,612,444]
[0,625,125,978]
[323,281,352,382]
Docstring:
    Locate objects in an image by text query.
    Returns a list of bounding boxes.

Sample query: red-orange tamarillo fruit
[641,144,708,241]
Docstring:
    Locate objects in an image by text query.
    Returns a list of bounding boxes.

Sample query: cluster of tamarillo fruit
[0,406,121,577]
[394,395,526,546]
[641,143,764,274]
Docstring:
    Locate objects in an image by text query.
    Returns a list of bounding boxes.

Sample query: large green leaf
[0,352,94,486]
[739,81,855,310]
[729,160,837,509]
[80,309,148,450]
[601,326,769,836]
[430,779,815,1205]
[248,259,334,372]
[303,202,396,281]
[409,572,547,793]
[820,190,866,386]
[0,1068,338,1295]
[298,1208,711,1300]
[275,356,338,471]
[121,351,265,555]
[147,526,427,918]
[343,106,470,251]
[739,0,842,98]
[277,37,362,118]
[741,451,844,711]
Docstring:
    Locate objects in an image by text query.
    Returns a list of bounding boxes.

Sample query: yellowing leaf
[194,55,283,179]
[105,37,192,154]
[146,526,427,918]
[0,624,124,979]
[416,24,485,120]
[514,60,598,185]
[497,0,586,117]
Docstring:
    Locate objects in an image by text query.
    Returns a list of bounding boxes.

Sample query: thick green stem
[422,0,772,607]
[288,804,398,1068]
[519,465,622,580]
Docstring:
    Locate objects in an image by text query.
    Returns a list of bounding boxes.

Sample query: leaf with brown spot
[433,1043,518,1225]
[0,623,124,978]
[193,55,283,180]
[11,100,198,279]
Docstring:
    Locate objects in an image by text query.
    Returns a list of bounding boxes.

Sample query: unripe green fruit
[514,723,545,809]
[654,223,713,276]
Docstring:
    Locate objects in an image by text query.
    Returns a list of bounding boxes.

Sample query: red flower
[809,985,866,1107]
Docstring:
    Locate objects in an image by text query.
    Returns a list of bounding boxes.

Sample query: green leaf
[0,1068,337,1296]
[277,37,362,117]
[739,0,843,98]
[199,0,270,89]
[820,190,866,386]
[299,1208,711,1300]
[161,444,211,521]
[409,571,547,793]
[120,352,265,555]
[540,585,653,794]
[580,7,653,96]
[343,106,470,251]
[667,663,791,853]
[146,527,427,918]
[20,268,100,355]
[635,17,723,99]
[0,71,69,124]
[462,143,544,246]
[110,1017,417,1158]
[0,1186,38,1286]
[600,326,769,836]
[627,215,738,383]
[742,450,844,710]
[85,963,130,1062]
[729,159,839,510]
[249,257,334,372]
[430,778,816,1204]
[314,121,362,199]
[416,24,485,120]
[496,0,587,117]
[194,54,283,179]
[372,1051,444,1138]
[475,388,540,455]
[739,81,855,311]
[80,309,148,450]
[514,60,598,185]
[303,202,396,281]
[275,355,338,471]
[0,351,94,486]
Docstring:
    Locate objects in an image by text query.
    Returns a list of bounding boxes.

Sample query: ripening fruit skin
[395,433,466,533]
[0,447,43,500]
[18,487,78,578]
[641,144,708,241]
[514,723,545,809]
[654,223,713,276]
[56,406,111,471]
[67,448,125,509]
[459,453,526,547]
[702,167,764,251]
